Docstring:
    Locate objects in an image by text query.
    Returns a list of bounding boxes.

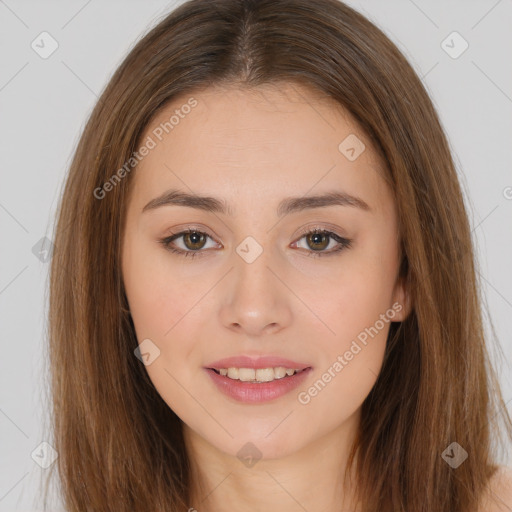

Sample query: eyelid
[162,223,217,238]
[163,222,348,242]
[160,225,222,258]
[293,222,347,240]
[159,223,352,259]
[290,224,352,257]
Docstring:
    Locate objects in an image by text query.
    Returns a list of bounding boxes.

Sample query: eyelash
[158,226,352,260]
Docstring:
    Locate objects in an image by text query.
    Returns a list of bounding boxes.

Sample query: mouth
[204,365,313,403]
[208,366,310,383]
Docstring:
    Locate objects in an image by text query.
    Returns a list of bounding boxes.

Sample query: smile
[211,366,305,382]
[205,367,313,403]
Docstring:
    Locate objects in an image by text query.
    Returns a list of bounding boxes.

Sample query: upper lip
[205,355,312,371]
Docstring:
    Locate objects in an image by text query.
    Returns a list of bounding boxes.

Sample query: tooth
[273,367,287,379]
[238,368,256,382]
[218,367,302,381]
[227,367,239,379]
[256,368,275,382]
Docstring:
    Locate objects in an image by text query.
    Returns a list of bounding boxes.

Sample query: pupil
[309,233,328,250]
[186,232,205,249]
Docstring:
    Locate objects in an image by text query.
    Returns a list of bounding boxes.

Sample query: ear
[390,273,412,322]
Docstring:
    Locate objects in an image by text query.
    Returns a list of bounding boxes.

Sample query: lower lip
[204,367,312,403]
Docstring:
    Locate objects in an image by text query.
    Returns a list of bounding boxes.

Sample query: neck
[183,410,362,512]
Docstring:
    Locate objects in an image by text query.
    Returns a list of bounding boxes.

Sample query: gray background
[1,0,511,510]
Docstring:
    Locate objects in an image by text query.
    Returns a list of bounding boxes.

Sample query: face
[121,82,409,461]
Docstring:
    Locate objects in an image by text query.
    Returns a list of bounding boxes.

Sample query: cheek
[122,242,204,417]
[310,283,390,387]
[296,280,392,420]
[299,241,398,390]
[122,241,196,339]
[301,253,398,346]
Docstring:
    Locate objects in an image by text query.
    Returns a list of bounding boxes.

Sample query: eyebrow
[142,188,371,216]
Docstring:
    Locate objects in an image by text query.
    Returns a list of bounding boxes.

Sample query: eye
[159,226,352,259]
[159,228,219,259]
[291,227,352,258]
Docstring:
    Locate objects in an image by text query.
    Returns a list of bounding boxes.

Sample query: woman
[46,0,512,510]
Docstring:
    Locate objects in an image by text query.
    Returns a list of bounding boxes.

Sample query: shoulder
[479,465,512,512]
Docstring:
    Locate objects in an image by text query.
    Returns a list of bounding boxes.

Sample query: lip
[204,366,313,403]
[204,355,312,371]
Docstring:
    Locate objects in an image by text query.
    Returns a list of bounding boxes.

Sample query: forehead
[130,82,391,215]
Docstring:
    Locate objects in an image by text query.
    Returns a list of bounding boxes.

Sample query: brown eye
[182,231,207,250]
[305,232,330,251]
[159,228,218,259]
[292,228,352,258]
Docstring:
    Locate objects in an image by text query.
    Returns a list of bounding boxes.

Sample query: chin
[219,426,307,462]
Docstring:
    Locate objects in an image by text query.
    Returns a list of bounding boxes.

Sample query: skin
[121,82,411,512]
[480,467,512,512]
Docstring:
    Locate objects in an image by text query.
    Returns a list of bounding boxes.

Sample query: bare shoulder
[479,465,512,512]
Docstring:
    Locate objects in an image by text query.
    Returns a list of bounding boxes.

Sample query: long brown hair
[44,0,512,510]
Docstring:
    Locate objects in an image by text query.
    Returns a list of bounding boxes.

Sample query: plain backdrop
[1,0,511,510]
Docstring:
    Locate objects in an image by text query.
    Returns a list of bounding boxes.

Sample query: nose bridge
[232,224,275,282]
[219,234,292,334]
[233,235,279,304]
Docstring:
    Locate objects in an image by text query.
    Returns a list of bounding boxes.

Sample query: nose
[219,246,293,336]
